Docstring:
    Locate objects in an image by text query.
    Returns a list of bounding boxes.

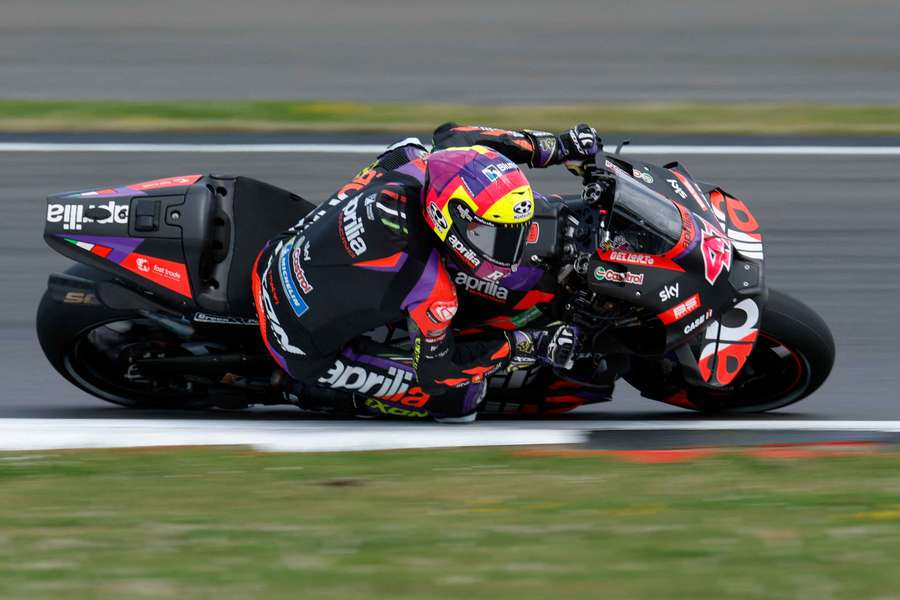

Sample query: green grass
[2,447,900,599]
[2,99,900,135]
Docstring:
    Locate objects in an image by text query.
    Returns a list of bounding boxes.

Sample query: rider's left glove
[508,323,582,371]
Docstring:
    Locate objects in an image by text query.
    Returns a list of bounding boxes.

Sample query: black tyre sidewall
[36,264,158,407]
[688,288,836,412]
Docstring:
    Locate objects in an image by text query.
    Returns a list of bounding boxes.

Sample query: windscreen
[607,174,684,255]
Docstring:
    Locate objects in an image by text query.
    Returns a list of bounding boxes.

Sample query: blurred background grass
[2,100,900,134]
[2,447,900,599]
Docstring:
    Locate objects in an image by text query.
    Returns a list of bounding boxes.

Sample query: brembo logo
[46,201,129,231]
[455,272,508,301]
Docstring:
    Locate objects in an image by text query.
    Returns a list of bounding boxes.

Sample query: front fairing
[595,154,768,387]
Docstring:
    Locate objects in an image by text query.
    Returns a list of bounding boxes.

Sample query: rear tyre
[36,264,214,408]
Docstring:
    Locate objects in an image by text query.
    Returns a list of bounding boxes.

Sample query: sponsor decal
[597,249,685,272]
[512,198,533,220]
[277,242,310,317]
[365,398,429,418]
[193,313,259,326]
[46,201,129,231]
[684,308,714,335]
[447,233,481,268]
[482,161,518,182]
[63,291,99,305]
[127,174,202,191]
[658,293,700,325]
[455,271,508,301]
[699,298,760,385]
[526,222,540,244]
[319,360,415,398]
[632,168,654,184]
[290,247,314,294]
[709,190,764,260]
[258,254,305,356]
[699,219,733,285]
[428,202,449,233]
[121,253,192,298]
[667,178,688,200]
[593,266,644,286]
[364,192,377,220]
[669,169,710,213]
[659,282,680,302]
[338,194,367,258]
[427,299,458,323]
[605,159,631,180]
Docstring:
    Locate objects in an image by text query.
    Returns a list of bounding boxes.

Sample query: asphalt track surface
[3,0,900,103]
[1,135,898,423]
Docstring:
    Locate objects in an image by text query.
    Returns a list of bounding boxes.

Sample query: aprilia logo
[338,195,367,257]
[46,201,129,231]
[447,233,481,268]
[318,360,413,398]
[455,271,508,301]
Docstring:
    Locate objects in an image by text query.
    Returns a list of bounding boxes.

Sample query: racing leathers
[252,123,582,422]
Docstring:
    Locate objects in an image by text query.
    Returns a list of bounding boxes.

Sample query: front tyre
[628,289,835,413]
[686,289,834,412]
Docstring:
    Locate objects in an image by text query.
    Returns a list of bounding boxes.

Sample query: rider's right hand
[556,124,600,162]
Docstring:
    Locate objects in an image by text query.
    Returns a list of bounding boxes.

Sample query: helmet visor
[464,220,526,267]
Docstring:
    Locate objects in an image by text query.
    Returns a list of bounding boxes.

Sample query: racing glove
[507,323,582,371]
[555,124,599,162]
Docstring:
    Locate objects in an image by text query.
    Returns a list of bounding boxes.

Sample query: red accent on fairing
[663,202,698,260]
[120,252,192,298]
[407,261,458,338]
[513,290,555,310]
[659,390,697,409]
[657,293,701,325]
[461,364,496,381]
[698,330,759,385]
[435,377,468,387]
[548,379,581,390]
[668,168,709,212]
[91,245,113,258]
[490,342,511,360]
[526,222,540,244]
[482,316,517,330]
[596,249,685,272]
[353,252,406,269]
[127,175,202,191]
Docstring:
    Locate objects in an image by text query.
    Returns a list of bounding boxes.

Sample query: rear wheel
[38,265,224,408]
[680,289,834,413]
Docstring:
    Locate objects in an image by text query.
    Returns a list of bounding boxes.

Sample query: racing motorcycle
[36,148,835,416]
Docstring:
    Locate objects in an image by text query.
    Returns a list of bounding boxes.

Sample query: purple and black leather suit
[252,123,566,421]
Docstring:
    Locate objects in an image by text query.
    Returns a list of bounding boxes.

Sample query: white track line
[1,419,899,452]
[2,143,900,156]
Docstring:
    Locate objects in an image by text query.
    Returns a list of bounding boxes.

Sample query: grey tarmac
[2,0,899,104]
[1,136,898,421]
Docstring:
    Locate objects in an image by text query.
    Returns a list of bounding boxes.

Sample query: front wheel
[630,289,835,413]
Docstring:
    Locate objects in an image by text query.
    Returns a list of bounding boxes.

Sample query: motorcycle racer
[252,123,598,422]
